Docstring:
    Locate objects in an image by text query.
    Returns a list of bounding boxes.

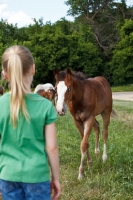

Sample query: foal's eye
[67,88,71,92]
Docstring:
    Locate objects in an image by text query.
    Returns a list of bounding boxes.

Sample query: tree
[110,19,133,85]
[65,0,133,56]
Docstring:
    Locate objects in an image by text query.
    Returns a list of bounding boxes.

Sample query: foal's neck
[73,80,84,102]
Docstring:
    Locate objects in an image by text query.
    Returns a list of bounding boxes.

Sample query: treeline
[0,0,133,87]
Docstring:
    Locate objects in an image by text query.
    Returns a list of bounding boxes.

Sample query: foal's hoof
[78,174,83,180]
[87,160,92,167]
[95,149,100,155]
[102,154,107,162]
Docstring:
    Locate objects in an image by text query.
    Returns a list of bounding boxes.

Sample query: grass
[0,85,132,199]
[111,84,133,92]
[55,100,133,200]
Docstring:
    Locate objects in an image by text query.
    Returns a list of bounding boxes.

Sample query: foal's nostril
[57,108,65,116]
[58,112,65,116]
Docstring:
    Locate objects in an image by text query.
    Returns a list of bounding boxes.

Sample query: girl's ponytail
[2,45,34,128]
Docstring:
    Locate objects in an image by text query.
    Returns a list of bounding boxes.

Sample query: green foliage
[27,21,102,84]
[0,2,133,87]
[110,19,133,85]
[121,19,133,37]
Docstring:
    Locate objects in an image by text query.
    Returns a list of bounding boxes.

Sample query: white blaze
[56,81,67,113]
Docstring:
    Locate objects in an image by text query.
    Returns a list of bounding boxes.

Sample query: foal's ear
[67,68,72,74]
[53,68,58,78]
[66,68,72,79]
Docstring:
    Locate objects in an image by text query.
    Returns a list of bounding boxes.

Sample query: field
[0,99,132,200]
[56,99,133,200]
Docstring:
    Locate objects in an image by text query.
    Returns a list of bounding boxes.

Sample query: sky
[0,0,133,28]
[0,0,74,27]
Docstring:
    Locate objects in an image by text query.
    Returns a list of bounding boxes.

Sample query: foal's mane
[57,70,88,81]
[73,71,88,80]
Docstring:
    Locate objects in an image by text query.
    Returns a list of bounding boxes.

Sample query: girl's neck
[23,74,33,94]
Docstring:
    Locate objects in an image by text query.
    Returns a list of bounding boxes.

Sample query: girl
[0,45,61,200]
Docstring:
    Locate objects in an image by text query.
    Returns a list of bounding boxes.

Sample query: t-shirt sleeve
[45,103,57,125]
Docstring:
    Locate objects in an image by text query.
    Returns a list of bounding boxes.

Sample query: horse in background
[34,83,67,113]
[0,86,4,96]
[34,83,56,103]
[54,68,116,179]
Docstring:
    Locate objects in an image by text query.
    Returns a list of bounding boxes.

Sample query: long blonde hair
[2,45,34,128]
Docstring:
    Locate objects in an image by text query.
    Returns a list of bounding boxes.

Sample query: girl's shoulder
[25,93,50,101]
[25,93,53,107]
[0,92,10,101]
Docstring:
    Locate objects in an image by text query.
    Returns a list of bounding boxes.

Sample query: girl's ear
[31,64,35,75]
[2,70,9,81]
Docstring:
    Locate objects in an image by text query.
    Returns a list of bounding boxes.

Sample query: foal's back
[80,76,112,116]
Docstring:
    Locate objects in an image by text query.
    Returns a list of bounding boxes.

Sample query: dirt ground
[112,91,133,101]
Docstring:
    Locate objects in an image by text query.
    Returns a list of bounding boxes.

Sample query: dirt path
[112,91,133,101]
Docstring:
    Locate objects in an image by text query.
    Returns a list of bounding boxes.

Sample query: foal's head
[54,68,87,115]
[54,68,73,115]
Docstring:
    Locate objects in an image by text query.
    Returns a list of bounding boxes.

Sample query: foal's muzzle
[56,104,67,116]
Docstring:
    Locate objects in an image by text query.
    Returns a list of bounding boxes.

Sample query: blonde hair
[2,45,34,128]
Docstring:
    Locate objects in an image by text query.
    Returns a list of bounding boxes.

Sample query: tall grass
[56,100,133,200]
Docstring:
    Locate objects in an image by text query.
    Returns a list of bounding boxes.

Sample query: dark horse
[54,68,116,179]
[0,86,4,96]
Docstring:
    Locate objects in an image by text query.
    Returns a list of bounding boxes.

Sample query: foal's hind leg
[101,111,111,162]
[93,119,100,155]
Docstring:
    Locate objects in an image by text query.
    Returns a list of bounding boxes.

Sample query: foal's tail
[111,109,117,118]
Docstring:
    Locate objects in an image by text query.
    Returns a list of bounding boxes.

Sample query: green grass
[0,89,132,200]
[111,84,133,92]
[55,100,133,200]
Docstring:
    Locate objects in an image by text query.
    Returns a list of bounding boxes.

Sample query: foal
[54,68,115,179]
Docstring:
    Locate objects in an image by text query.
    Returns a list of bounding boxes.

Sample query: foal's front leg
[74,119,85,179]
[75,118,95,179]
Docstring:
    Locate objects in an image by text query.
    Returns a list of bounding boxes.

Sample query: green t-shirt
[0,92,57,183]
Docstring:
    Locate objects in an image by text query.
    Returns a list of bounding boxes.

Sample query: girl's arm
[45,123,61,200]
